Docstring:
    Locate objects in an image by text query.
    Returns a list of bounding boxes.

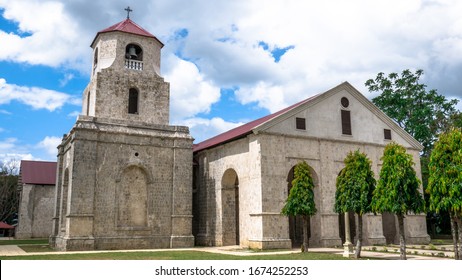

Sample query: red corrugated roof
[91,18,163,47]
[20,160,56,185]
[193,94,320,152]
[0,222,14,229]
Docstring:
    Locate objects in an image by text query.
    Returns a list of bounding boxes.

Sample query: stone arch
[125,43,143,61]
[116,165,148,228]
[286,164,318,248]
[221,168,239,246]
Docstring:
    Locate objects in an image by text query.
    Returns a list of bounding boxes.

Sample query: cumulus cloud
[0,78,80,111]
[0,0,89,70]
[164,56,221,121]
[0,138,34,165]
[36,136,61,158]
[179,117,244,143]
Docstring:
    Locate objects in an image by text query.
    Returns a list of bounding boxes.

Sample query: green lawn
[0,239,48,246]
[0,250,348,260]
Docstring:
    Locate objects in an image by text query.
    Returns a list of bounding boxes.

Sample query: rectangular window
[341,110,352,135]
[296,117,306,130]
[384,129,392,140]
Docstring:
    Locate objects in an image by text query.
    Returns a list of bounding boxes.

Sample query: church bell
[127,46,137,58]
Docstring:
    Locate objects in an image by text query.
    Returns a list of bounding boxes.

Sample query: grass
[0,239,48,246]
[0,250,348,260]
[0,239,349,260]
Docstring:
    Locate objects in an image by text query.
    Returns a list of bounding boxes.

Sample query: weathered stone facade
[50,19,194,251]
[193,82,430,249]
[16,184,54,239]
[16,160,56,239]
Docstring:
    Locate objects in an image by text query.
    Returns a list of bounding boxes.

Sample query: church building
[192,82,430,249]
[45,13,430,251]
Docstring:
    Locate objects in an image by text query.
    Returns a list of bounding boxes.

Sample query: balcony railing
[125,59,143,71]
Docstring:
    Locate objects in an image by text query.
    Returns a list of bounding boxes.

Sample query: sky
[1,0,462,164]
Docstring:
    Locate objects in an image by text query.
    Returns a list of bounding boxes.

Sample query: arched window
[125,44,143,61]
[86,91,90,116]
[128,88,139,114]
[93,48,98,75]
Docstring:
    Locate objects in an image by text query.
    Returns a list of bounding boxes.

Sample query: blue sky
[1,0,462,164]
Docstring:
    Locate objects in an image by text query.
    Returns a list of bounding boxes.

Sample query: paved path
[0,244,452,260]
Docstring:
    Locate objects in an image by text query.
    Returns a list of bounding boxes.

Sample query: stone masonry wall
[52,117,194,251]
[16,184,54,239]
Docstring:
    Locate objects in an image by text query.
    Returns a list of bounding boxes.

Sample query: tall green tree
[335,150,376,258]
[282,161,317,252]
[365,69,459,156]
[0,160,19,224]
[427,128,462,260]
[371,142,425,260]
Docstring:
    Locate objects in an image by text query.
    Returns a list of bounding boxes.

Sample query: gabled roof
[20,160,57,185]
[91,18,163,47]
[193,94,320,152]
[193,81,423,153]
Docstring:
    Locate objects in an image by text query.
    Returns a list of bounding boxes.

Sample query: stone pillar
[364,213,386,245]
[15,184,33,239]
[405,214,431,244]
[170,145,194,248]
[343,212,354,257]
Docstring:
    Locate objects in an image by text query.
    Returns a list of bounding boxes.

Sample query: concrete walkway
[0,244,453,259]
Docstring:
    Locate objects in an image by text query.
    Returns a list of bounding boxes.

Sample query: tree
[282,161,317,252]
[0,160,19,224]
[371,142,425,260]
[427,128,462,260]
[365,69,459,156]
[334,150,376,258]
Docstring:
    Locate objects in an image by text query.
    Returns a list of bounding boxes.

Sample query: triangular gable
[252,82,423,151]
[193,95,319,152]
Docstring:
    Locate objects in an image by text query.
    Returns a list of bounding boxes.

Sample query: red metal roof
[0,222,15,229]
[91,18,163,47]
[20,160,57,185]
[193,94,320,152]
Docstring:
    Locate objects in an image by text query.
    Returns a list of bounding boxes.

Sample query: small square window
[296,117,306,130]
[384,129,392,140]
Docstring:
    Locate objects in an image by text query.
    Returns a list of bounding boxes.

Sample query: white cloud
[164,56,221,121]
[179,117,244,143]
[36,136,61,158]
[0,109,11,115]
[0,138,34,165]
[67,111,81,118]
[59,73,75,87]
[0,78,80,111]
[0,0,89,69]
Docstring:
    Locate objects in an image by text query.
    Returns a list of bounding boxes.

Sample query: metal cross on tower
[125,6,133,19]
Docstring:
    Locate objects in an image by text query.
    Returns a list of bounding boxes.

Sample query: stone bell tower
[50,10,194,251]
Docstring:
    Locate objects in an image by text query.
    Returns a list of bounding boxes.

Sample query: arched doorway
[221,169,239,245]
[287,165,318,248]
